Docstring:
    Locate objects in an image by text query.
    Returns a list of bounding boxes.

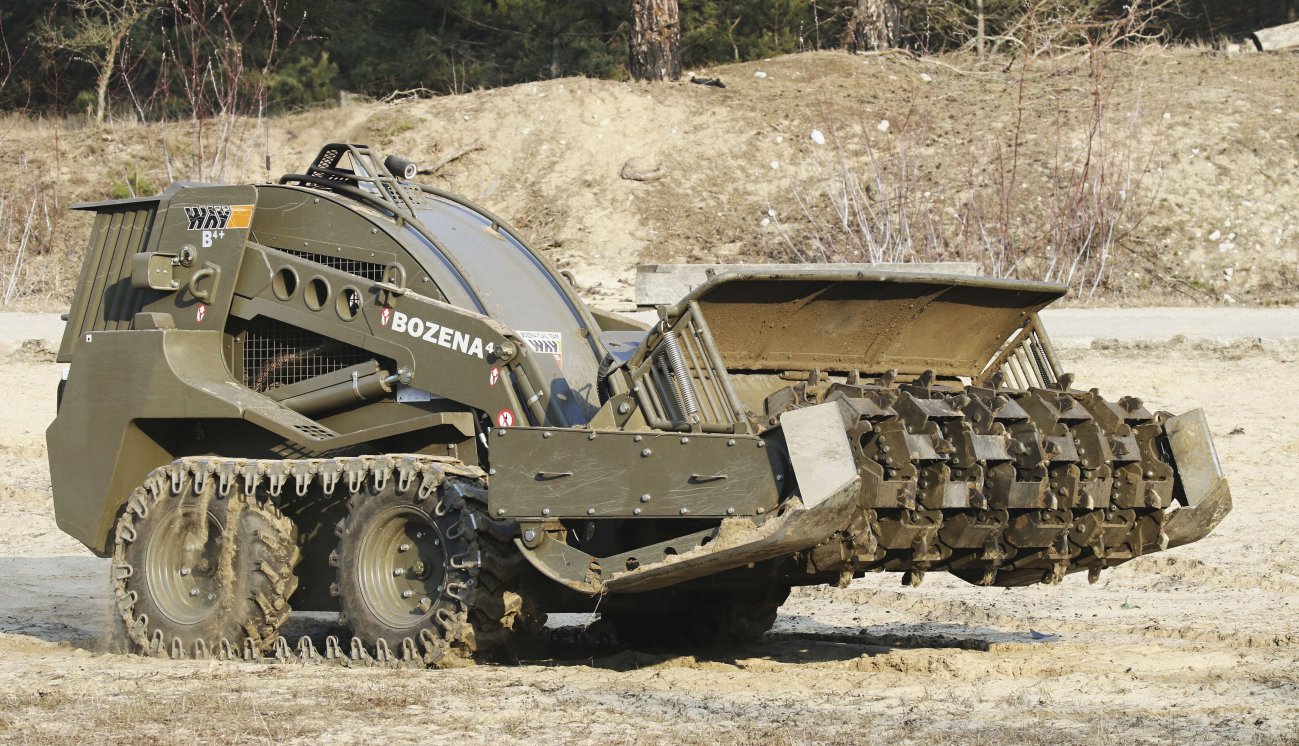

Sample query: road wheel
[331,467,540,660]
[111,468,300,656]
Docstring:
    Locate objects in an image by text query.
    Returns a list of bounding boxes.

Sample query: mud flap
[1162,409,1232,549]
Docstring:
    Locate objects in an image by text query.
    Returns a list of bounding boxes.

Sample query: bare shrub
[773,4,1170,299]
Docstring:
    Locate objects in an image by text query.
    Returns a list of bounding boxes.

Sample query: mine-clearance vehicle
[47,144,1231,663]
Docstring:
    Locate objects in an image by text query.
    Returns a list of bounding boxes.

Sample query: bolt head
[401,590,413,599]
[393,568,404,576]
[497,508,506,516]
[587,508,595,515]
[640,494,651,502]
[180,568,191,576]
[617,402,631,414]
[541,508,551,516]
[399,543,410,552]
[189,588,199,597]
[679,508,689,515]
[523,529,537,542]
[633,508,642,515]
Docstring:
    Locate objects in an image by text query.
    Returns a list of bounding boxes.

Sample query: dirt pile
[5,48,1298,309]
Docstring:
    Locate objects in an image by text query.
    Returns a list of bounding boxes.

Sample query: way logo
[518,330,563,366]
[183,204,253,248]
[184,204,253,231]
[380,306,392,327]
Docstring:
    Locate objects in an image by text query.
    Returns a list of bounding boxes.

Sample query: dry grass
[1,45,1297,309]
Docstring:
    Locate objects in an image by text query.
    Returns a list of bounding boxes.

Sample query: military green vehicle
[47,144,1231,663]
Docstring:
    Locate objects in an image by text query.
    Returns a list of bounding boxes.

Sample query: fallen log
[1252,21,1299,52]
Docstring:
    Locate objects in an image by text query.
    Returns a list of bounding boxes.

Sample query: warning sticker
[518,330,563,366]
[496,409,515,428]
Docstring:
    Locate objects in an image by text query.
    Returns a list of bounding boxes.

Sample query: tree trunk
[851,0,901,52]
[629,0,681,81]
[976,0,986,59]
[94,28,128,124]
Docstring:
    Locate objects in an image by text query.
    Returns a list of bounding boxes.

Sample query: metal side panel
[46,329,341,555]
[780,402,859,508]
[488,428,780,519]
[58,200,162,361]
[1163,409,1232,548]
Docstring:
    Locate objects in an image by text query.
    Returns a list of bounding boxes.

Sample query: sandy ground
[0,317,1296,744]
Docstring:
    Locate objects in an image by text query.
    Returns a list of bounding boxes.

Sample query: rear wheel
[111,469,300,656]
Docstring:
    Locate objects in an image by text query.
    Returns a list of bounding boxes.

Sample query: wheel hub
[144,507,224,626]
[356,506,447,629]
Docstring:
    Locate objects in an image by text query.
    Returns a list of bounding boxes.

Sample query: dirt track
[0,322,1296,744]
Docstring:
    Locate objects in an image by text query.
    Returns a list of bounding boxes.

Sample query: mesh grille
[242,317,370,391]
[279,249,387,282]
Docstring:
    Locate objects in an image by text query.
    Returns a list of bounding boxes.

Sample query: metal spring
[659,325,700,419]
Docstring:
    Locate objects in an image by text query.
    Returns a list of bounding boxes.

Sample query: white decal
[389,311,487,359]
[518,330,563,366]
[380,307,392,326]
[488,367,500,386]
[196,303,207,324]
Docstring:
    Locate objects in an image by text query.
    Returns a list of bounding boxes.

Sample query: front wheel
[331,464,540,660]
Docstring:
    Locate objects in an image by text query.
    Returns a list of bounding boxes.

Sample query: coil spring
[659,325,700,419]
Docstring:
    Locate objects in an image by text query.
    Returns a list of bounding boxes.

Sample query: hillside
[4,46,1297,308]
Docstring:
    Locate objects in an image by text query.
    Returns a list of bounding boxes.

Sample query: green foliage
[0,0,1291,117]
[268,52,340,110]
[108,168,157,199]
[680,0,855,66]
